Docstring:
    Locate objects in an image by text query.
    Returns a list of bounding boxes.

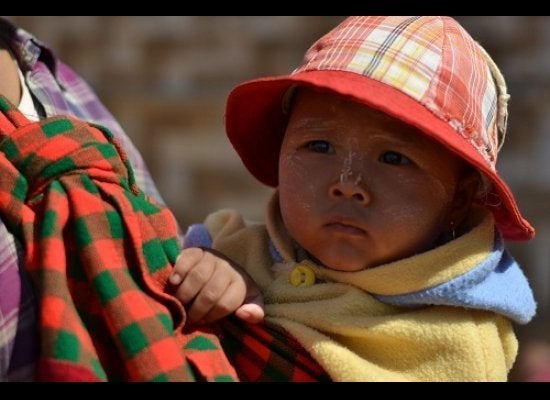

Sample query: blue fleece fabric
[183,224,213,249]
[375,235,536,324]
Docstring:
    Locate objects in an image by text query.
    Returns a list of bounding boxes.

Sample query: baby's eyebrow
[367,131,427,149]
[291,118,332,130]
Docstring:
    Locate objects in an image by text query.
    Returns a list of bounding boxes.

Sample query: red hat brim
[225,70,535,241]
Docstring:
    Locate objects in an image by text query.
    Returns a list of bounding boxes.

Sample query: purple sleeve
[182,224,213,249]
[0,223,38,381]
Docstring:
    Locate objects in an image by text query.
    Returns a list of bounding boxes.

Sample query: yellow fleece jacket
[201,193,518,382]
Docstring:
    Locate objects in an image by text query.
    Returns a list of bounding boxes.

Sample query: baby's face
[278,88,472,272]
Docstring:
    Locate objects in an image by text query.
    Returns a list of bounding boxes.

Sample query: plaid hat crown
[295,16,506,169]
[225,16,534,240]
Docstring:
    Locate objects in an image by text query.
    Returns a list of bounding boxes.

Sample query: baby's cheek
[279,155,316,200]
[376,176,448,229]
[279,153,305,179]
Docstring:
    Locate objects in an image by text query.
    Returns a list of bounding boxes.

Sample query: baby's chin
[316,256,372,272]
[326,264,372,272]
[305,246,377,272]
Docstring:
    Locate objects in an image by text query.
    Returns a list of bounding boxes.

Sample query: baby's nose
[329,180,369,205]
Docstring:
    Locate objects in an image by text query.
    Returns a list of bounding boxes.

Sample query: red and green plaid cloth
[219,317,329,382]
[0,95,237,381]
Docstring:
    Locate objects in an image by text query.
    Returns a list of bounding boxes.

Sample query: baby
[171,16,536,381]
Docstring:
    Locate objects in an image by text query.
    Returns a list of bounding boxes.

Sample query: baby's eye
[379,151,411,165]
[306,140,334,154]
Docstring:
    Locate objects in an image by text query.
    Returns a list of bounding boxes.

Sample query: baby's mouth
[324,218,367,236]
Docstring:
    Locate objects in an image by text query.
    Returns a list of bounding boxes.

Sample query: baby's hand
[170,247,264,325]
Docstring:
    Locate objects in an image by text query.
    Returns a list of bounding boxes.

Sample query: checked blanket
[0,96,237,381]
[219,317,329,382]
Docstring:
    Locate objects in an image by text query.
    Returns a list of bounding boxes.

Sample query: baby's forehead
[289,87,427,138]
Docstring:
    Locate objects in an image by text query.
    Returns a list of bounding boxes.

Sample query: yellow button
[289,263,316,287]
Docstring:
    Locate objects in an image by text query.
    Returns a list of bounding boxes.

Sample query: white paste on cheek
[381,175,451,238]
[279,152,314,211]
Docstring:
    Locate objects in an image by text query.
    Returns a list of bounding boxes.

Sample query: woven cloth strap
[0,96,237,381]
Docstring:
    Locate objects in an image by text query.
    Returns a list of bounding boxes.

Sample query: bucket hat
[225,16,534,241]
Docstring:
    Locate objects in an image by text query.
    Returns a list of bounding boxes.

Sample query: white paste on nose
[340,138,361,184]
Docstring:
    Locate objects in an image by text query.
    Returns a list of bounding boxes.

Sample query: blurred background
[5,16,549,381]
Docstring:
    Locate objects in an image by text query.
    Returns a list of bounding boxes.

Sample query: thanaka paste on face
[278,88,474,272]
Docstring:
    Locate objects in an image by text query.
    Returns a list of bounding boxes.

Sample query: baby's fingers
[186,267,235,323]
[199,280,248,324]
[174,258,215,305]
[235,284,265,324]
[170,247,206,285]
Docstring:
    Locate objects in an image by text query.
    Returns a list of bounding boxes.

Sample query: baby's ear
[450,169,482,227]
